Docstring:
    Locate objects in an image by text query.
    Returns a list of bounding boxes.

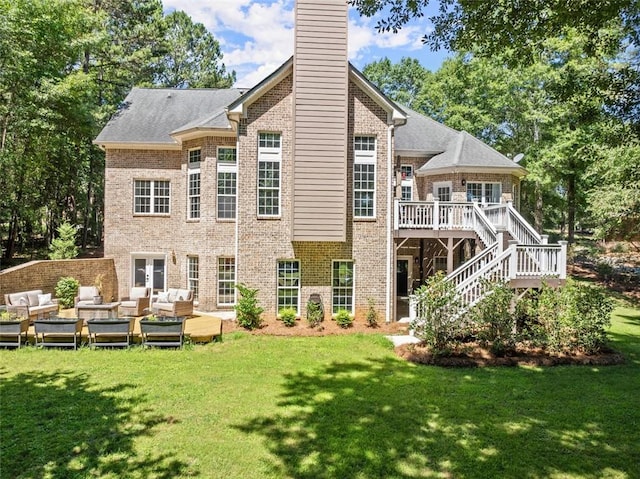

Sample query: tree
[363,57,429,108]
[49,222,79,259]
[155,10,235,89]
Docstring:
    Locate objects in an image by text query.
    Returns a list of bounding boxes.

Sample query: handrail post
[394,199,399,230]
[541,234,549,245]
[559,241,568,279]
[508,240,518,279]
[433,200,439,230]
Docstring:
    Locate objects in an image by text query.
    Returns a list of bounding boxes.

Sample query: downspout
[386,124,394,323]
[227,112,241,307]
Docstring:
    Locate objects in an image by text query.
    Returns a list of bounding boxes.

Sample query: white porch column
[433,200,439,230]
[508,240,519,279]
[447,236,454,273]
[559,241,568,279]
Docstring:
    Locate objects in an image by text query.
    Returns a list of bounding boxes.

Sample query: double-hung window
[217,147,237,220]
[134,180,170,214]
[354,136,376,218]
[257,132,281,217]
[217,257,236,306]
[400,165,413,201]
[277,260,300,315]
[187,256,199,301]
[332,260,354,314]
[466,182,501,204]
[188,148,201,220]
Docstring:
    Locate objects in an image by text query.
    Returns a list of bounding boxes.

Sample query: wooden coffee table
[75,302,121,321]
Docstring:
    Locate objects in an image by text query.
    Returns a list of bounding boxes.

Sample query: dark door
[396,259,409,296]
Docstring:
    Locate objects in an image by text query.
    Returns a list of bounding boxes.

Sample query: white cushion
[78,286,98,301]
[38,293,52,306]
[157,292,169,302]
[18,297,29,306]
[130,287,147,300]
[27,291,41,306]
[167,288,179,302]
[176,289,190,301]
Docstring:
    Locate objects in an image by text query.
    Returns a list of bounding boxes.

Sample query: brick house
[94,0,566,322]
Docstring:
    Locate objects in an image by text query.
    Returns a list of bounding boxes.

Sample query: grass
[1,309,639,479]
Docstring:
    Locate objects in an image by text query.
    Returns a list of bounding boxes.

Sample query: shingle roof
[394,105,459,154]
[94,88,247,145]
[416,130,526,175]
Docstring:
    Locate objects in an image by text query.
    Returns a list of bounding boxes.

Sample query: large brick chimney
[292,0,349,241]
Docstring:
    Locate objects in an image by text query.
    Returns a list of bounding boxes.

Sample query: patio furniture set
[1,286,194,349]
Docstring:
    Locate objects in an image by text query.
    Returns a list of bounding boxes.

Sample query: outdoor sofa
[4,290,59,322]
[151,288,194,317]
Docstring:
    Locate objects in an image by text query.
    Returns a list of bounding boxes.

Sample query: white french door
[132,255,166,294]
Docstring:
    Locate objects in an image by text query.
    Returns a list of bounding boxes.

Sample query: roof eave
[92,140,182,151]
[349,65,407,126]
[171,126,236,142]
[416,165,528,178]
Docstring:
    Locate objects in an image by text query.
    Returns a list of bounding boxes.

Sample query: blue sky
[163,0,450,88]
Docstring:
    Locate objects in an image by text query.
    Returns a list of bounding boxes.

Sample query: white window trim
[277,260,301,315]
[433,181,452,202]
[400,165,414,201]
[187,256,199,302]
[331,259,355,315]
[187,169,201,220]
[188,147,202,168]
[467,182,502,204]
[257,132,282,218]
[217,147,237,220]
[354,136,376,219]
[217,257,236,307]
[134,179,171,216]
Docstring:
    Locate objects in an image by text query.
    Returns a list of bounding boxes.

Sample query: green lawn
[1,308,639,479]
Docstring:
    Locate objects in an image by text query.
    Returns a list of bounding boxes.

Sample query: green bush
[234,283,264,330]
[365,297,379,328]
[335,309,353,328]
[470,280,516,355]
[49,222,78,260]
[55,277,79,309]
[411,272,462,354]
[306,297,324,328]
[279,307,297,327]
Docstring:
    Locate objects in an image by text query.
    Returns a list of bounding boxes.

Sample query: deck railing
[483,202,542,245]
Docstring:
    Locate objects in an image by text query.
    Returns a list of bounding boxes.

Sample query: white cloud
[163,0,444,87]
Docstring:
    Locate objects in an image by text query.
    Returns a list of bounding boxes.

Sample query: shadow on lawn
[0,367,195,478]
[237,357,640,479]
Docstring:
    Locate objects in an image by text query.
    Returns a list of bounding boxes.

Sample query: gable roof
[416,130,527,177]
[94,87,247,149]
[226,57,407,126]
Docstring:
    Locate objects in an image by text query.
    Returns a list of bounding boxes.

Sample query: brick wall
[236,74,392,321]
[104,136,237,309]
[0,258,117,305]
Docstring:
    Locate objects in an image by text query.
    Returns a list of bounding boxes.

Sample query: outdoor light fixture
[461,179,466,186]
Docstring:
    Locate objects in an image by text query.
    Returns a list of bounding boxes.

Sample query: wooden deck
[22,309,224,345]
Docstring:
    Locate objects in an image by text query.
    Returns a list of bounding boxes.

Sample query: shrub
[335,309,353,328]
[49,222,78,260]
[279,307,297,327]
[55,277,79,309]
[306,297,324,328]
[234,283,264,330]
[557,280,613,353]
[365,297,379,327]
[470,280,516,355]
[411,272,462,354]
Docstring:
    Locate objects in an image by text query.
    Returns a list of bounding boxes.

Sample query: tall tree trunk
[566,173,576,244]
[534,181,544,233]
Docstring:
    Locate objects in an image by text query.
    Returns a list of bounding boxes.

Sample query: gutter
[386,124,394,323]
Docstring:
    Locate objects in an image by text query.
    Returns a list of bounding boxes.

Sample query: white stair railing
[446,243,499,286]
[483,202,542,245]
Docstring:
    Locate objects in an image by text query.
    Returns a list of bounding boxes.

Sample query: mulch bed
[396,342,626,367]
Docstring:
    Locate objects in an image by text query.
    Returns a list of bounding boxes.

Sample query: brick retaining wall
[0,259,117,305]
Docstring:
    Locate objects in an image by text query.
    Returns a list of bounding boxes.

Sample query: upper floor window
[467,182,501,204]
[188,148,201,166]
[258,132,281,217]
[187,148,201,220]
[354,136,376,218]
[134,180,170,215]
[217,146,237,220]
[400,165,413,201]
